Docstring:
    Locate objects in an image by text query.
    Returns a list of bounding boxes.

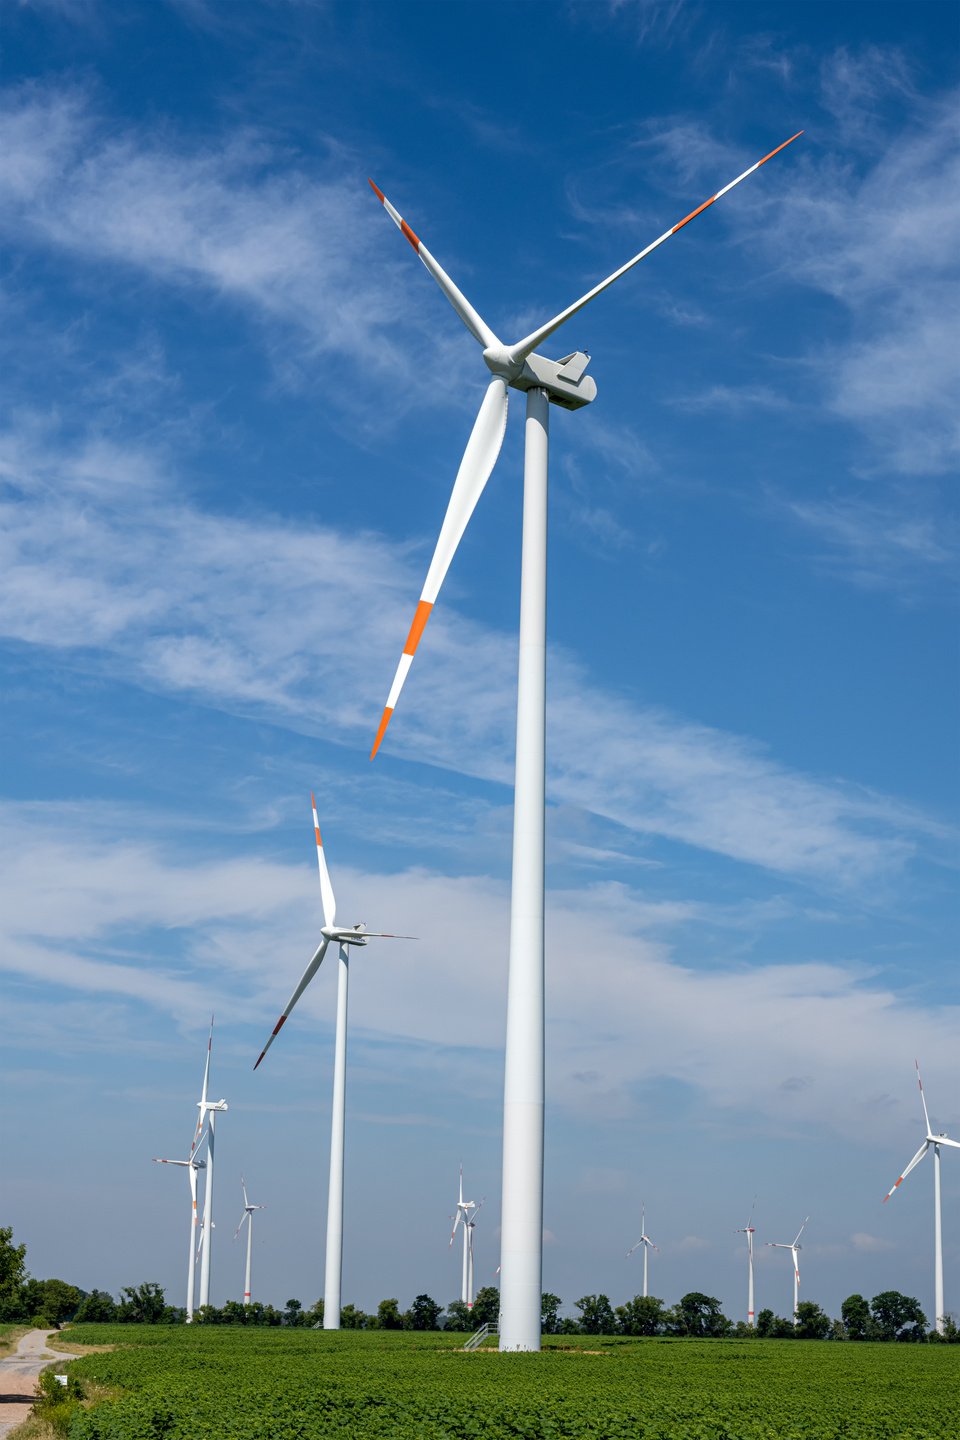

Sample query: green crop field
[57,1325,958,1440]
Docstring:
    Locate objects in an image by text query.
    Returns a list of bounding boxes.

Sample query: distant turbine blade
[234,1212,249,1241]
[793,1216,809,1246]
[192,1016,214,1151]
[355,931,417,939]
[915,1059,932,1133]
[507,132,804,365]
[368,180,500,350]
[254,938,330,1069]
[310,795,337,928]
[370,375,509,758]
[241,1176,249,1209]
[883,1140,931,1200]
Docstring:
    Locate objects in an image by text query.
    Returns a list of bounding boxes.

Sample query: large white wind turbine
[767,1216,808,1322]
[368,131,802,1351]
[193,1018,228,1310]
[450,1166,482,1308]
[883,1061,960,1335]
[735,1202,757,1327]
[254,796,413,1330]
[234,1176,266,1306]
[152,1149,206,1322]
[626,1204,658,1298]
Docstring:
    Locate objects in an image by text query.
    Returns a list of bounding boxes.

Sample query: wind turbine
[367,130,802,1352]
[254,795,413,1330]
[735,1202,757,1326]
[626,1204,658,1298]
[450,1166,482,1308]
[767,1216,808,1322]
[193,1018,228,1310]
[883,1060,960,1335]
[152,1150,206,1322]
[234,1176,265,1306]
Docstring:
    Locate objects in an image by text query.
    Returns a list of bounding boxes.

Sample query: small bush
[34,1369,84,1436]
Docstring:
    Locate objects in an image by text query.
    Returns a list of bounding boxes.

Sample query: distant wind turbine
[234,1176,265,1306]
[626,1204,658,1298]
[152,1149,206,1322]
[194,1018,228,1310]
[450,1166,482,1308]
[254,796,413,1330]
[767,1216,808,1322]
[367,132,802,1350]
[883,1061,960,1335]
[735,1201,757,1327]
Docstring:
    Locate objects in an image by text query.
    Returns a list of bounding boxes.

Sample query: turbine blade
[193,1016,214,1150]
[936,1136,960,1149]
[915,1059,932,1133]
[368,180,499,350]
[355,931,417,939]
[254,938,330,1069]
[507,132,803,365]
[883,1141,931,1200]
[241,1176,249,1209]
[310,795,337,928]
[793,1216,809,1246]
[370,375,509,758]
[234,1212,249,1241]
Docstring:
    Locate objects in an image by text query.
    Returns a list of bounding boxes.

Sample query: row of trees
[2,1227,955,1341]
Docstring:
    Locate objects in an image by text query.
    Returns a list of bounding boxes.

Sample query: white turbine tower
[883,1060,960,1335]
[234,1177,265,1306]
[254,795,413,1330]
[367,132,802,1351]
[152,1150,206,1322]
[735,1202,757,1327]
[767,1216,808,1323]
[193,1018,228,1310]
[626,1204,658,1298]
[450,1167,482,1308]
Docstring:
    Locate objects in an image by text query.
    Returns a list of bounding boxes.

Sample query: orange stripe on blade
[400,218,420,251]
[370,706,394,760]
[672,194,717,234]
[368,178,386,203]
[758,131,804,166]
[404,599,433,655]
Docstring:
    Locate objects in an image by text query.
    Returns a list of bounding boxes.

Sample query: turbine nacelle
[482,344,596,410]
[321,923,369,947]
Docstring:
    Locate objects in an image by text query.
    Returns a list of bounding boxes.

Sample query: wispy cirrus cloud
[2,799,956,1143]
[0,416,948,889]
[0,83,473,415]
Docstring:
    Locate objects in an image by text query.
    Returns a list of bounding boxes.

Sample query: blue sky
[1,0,957,1325]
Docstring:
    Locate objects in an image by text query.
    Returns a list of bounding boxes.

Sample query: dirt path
[0,1329,62,1438]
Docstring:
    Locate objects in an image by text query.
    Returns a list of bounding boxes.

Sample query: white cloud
[0,84,472,415]
[0,419,945,889]
[2,800,956,1145]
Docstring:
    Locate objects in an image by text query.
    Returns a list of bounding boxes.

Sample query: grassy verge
[0,1323,30,1354]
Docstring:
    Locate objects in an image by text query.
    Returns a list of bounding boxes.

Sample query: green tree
[0,1227,28,1320]
[406,1294,442,1331]
[871,1291,927,1342]
[616,1295,665,1337]
[74,1289,117,1324]
[667,1293,729,1338]
[471,1287,501,1327]
[442,1299,471,1332]
[755,1308,776,1337]
[305,1298,324,1328]
[841,1293,872,1340]
[339,1303,367,1329]
[376,1297,403,1330]
[540,1293,563,1335]
[117,1283,167,1324]
[795,1301,831,1340]
[283,1298,305,1327]
[220,1300,248,1324]
[575,1294,617,1335]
